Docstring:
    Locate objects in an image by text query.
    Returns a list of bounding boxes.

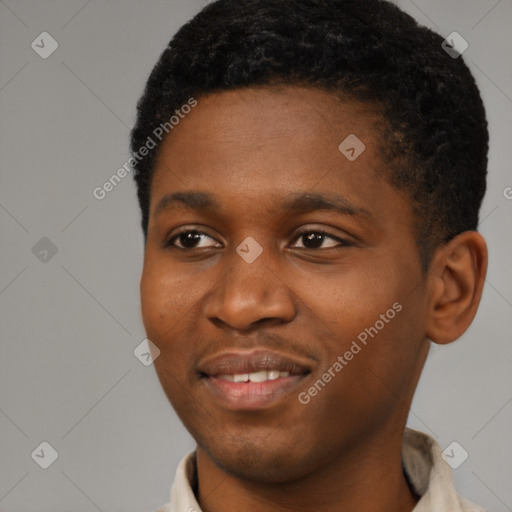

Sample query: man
[130,0,489,510]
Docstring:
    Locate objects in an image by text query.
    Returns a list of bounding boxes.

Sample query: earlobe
[425,231,488,345]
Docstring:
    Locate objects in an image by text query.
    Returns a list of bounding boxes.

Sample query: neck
[195,422,420,512]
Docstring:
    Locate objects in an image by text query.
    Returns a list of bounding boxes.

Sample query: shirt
[155,427,486,512]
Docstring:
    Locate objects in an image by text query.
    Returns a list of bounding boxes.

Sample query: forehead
[158,86,382,151]
[151,86,387,203]
[149,87,409,233]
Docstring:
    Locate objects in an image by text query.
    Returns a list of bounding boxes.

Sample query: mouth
[215,370,293,382]
[197,349,313,410]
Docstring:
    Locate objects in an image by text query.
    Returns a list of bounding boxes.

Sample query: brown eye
[292,230,350,249]
[167,231,219,249]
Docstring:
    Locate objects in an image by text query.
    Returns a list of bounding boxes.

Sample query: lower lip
[203,375,306,410]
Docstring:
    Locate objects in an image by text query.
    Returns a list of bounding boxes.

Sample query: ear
[425,231,488,345]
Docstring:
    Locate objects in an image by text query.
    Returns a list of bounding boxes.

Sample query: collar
[156,427,485,512]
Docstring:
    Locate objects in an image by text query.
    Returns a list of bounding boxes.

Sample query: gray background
[0,0,511,511]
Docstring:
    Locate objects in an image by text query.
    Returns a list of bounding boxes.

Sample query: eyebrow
[154,192,222,218]
[153,191,372,219]
[283,192,371,218]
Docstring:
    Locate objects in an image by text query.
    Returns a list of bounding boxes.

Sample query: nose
[202,249,296,331]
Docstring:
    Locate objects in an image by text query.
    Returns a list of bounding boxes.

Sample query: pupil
[181,232,201,248]
[303,233,323,248]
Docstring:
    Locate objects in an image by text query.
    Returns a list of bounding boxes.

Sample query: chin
[198,434,318,483]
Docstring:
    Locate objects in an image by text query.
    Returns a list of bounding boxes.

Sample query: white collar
[156,427,485,512]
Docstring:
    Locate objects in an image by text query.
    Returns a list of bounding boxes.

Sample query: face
[140,86,431,482]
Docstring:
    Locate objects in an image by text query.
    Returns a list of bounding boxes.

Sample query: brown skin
[140,87,487,512]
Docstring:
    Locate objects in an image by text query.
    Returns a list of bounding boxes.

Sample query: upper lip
[197,349,313,377]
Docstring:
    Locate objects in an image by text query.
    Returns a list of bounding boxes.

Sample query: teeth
[248,370,268,382]
[217,370,291,382]
[217,374,235,382]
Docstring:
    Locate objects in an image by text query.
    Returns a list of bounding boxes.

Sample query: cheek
[296,261,424,387]
[296,265,399,337]
[140,263,193,342]
[139,265,199,402]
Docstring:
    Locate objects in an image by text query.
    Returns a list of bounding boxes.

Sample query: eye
[166,230,220,250]
[291,229,350,249]
[164,228,351,251]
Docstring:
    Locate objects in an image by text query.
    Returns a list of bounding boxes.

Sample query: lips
[197,349,312,378]
[197,349,313,410]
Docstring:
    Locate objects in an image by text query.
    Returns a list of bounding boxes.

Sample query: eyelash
[164,228,352,250]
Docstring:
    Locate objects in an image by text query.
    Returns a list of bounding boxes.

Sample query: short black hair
[130,0,488,268]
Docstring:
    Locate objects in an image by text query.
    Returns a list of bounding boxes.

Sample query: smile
[217,370,291,382]
[197,349,313,410]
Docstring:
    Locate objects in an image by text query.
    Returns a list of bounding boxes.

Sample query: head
[131,0,488,483]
